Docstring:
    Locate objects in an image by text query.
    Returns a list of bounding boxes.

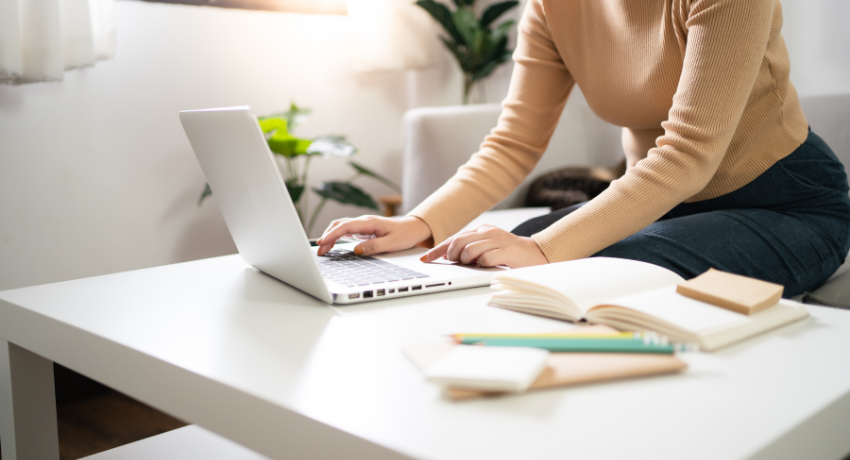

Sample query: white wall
[0,0,848,291]
[783,0,850,97]
[0,1,463,291]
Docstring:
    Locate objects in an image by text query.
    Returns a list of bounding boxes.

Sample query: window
[140,0,346,15]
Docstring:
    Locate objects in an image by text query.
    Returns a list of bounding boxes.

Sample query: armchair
[401,98,624,214]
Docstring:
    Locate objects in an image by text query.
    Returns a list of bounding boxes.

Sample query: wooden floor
[1,384,186,460]
[55,390,187,459]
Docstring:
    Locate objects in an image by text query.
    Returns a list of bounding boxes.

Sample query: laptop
[179,106,498,304]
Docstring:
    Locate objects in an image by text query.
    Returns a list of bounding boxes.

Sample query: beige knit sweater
[408,0,809,262]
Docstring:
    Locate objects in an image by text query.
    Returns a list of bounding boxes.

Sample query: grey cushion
[803,270,850,310]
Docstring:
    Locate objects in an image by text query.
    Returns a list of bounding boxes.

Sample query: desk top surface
[2,253,850,460]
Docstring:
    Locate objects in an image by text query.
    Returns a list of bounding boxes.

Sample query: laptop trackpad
[322,243,505,281]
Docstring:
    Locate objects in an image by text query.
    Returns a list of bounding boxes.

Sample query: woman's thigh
[594,208,844,297]
[511,202,586,237]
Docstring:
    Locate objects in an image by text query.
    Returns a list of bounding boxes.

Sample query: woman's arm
[407,0,575,246]
[318,0,574,256]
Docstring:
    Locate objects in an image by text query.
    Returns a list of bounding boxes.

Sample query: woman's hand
[420,224,549,269]
[316,215,433,256]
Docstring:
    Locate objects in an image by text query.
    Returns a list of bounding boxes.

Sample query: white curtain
[348,0,437,72]
[0,0,115,84]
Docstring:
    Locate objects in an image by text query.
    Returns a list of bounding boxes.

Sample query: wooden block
[676,268,783,315]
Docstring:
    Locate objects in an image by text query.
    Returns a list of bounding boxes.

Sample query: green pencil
[458,337,676,354]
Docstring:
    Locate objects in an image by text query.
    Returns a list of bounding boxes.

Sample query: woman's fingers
[421,239,450,262]
[421,228,476,262]
[354,233,397,256]
[422,225,498,263]
[446,229,495,261]
[316,215,433,257]
[477,248,508,268]
[316,218,379,255]
[459,239,501,265]
[316,219,347,255]
[420,225,548,268]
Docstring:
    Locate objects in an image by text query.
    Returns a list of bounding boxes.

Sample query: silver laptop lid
[179,106,332,303]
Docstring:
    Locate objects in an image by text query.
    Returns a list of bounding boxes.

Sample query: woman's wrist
[403,215,435,248]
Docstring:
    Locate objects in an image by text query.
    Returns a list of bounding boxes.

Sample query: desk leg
[0,340,59,460]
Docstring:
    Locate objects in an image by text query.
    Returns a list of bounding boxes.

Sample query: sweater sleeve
[532,0,776,262]
[407,0,575,246]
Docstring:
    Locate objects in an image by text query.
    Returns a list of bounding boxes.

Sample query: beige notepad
[676,268,784,315]
[405,326,687,400]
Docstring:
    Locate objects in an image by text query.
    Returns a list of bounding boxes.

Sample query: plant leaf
[313,182,379,210]
[284,102,312,129]
[480,1,518,29]
[306,135,357,157]
[482,32,509,66]
[473,28,488,62]
[472,58,500,81]
[452,7,479,48]
[294,138,312,155]
[349,161,401,193]
[285,179,305,204]
[264,102,312,132]
[261,117,313,157]
[494,19,515,37]
[267,130,299,157]
[451,0,473,8]
[439,36,471,72]
[474,48,512,81]
[199,183,212,206]
[258,117,287,134]
[415,0,465,45]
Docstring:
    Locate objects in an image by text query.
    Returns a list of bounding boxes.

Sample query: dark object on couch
[526,159,627,210]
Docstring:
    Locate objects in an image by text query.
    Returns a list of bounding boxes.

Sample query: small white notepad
[424,345,550,393]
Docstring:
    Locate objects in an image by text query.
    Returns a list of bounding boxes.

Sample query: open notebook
[489,258,809,351]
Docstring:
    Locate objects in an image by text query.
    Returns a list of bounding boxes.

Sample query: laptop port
[398,287,409,293]
[363,291,374,298]
[388,289,395,294]
[425,283,445,288]
[377,289,386,296]
[348,293,360,299]
[412,285,422,291]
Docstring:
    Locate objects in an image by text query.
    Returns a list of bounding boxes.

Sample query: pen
[458,337,677,354]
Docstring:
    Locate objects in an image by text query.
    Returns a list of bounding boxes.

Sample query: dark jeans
[512,131,850,297]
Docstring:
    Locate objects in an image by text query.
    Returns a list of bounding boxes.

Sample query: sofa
[401,94,850,307]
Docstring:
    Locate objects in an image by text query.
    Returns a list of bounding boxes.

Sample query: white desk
[2,254,850,460]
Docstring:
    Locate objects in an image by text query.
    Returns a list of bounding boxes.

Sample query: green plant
[199,103,401,236]
[415,0,518,104]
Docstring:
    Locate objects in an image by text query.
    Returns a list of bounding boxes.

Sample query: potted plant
[199,103,400,236]
[415,0,519,104]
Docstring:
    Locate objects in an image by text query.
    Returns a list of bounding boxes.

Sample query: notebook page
[493,258,685,315]
[599,286,752,334]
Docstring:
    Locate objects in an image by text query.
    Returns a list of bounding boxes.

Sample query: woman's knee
[593,231,703,280]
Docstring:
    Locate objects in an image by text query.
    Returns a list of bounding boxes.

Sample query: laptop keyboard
[317,249,430,287]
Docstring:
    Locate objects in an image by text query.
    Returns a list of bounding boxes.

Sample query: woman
[317,0,850,297]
